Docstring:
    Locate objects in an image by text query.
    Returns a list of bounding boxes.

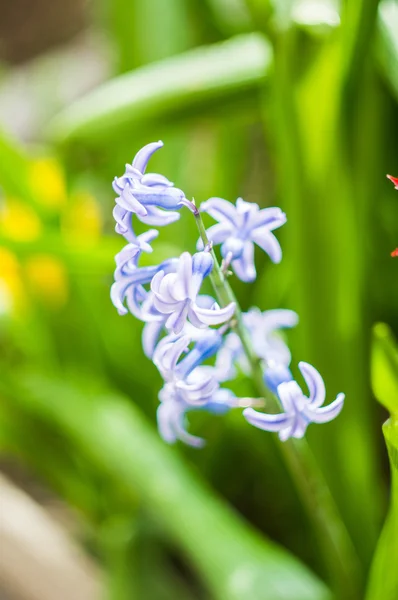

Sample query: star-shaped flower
[113,141,187,237]
[151,251,236,334]
[197,197,287,282]
[243,362,344,440]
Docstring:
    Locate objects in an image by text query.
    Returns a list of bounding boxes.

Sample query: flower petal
[137,206,181,226]
[243,407,293,432]
[303,393,345,424]
[251,229,282,264]
[200,197,238,225]
[298,361,326,408]
[132,141,163,173]
[192,301,236,326]
[231,242,256,282]
[142,319,166,358]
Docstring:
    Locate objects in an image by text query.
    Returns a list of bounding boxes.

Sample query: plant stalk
[194,208,362,600]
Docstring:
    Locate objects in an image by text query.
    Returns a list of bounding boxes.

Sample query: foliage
[0,0,397,598]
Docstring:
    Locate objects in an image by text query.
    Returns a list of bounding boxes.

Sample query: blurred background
[0,1,397,599]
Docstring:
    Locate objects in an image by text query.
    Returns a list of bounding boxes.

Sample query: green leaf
[376,0,398,102]
[371,323,398,415]
[47,33,272,145]
[366,419,398,600]
[0,369,332,600]
[0,129,35,203]
[367,324,398,599]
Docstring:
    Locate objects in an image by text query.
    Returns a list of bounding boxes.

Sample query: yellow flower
[0,247,25,314]
[29,158,67,210]
[25,255,68,309]
[0,199,42,242]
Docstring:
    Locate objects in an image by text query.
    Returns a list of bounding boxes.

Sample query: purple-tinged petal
[142,319,166,358]
[136,205,181,226]
[251,229,282,264]
[174,253,192,300]
[276,381,302,414]
[113,205,136,242]
[166,303,190,334]
[192,301,236,326]
[120,186,148,216]
[177,330,222,379]
[264,364,293,395]
[252,207,287,230]
[138,229,159,250]
[231,242,256,282]
[202,388,237,415]
[153,334,190,376]
[222,237,245,259]
[200,197,238,225]
[299,361,326,409]
[186,307,208,329]
[157,402,205,448]
[132,141,163,173]
[303,393,345,424]
[141,172,173,187]
[260,309,299,337]
[243,407,293,432]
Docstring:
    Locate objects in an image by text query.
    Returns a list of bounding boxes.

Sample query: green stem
[194,209,362,599]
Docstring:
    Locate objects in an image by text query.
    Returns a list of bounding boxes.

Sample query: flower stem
[194,208,362,599]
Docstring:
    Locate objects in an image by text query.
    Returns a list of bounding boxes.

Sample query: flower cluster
[111,142,344,446]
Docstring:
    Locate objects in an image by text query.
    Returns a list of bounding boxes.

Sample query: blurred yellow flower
[62,192,102,245]
[0,199,42,242]
[0,247,25,314]
[29,158,67,210]
[25,255,69,309]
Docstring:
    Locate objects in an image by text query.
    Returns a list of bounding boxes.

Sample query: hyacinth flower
[151,251,235,334]
[197,197,286,281]
[153,331,239,446]
[142,295,217,359]
[153,331,252,447]
[113,141,189,239]
[215,308,298,393]
[244,362,344,441]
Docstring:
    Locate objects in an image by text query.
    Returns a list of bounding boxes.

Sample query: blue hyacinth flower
[243,362,344,441]
[113,141,187,236]
[151,251,236,334]
[153,331,237,446]
[197,197,287,282]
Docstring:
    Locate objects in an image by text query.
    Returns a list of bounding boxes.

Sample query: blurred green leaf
[366,419,398,600]
[0,129,35,203]
[367,324,398,599]
[48,34,272,145]
[377,0,398,101]
[372,323,398,415]
[0,369,332,600]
